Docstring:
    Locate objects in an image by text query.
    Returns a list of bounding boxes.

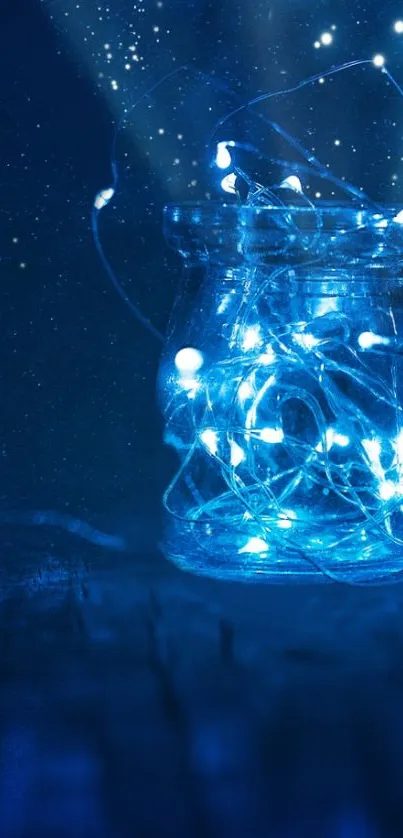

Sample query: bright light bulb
[220,173,237,195]
[175,346,204,373]
[259,427,284,444]
[358,331,390,350]
[238,537,269,555]
[215,141,234,170]
[242,325,263,352]
[393,209,403,224]
[94,187,115,210]
[200,428,218,455]
[279,175,303,193]
[230,440,245,467]
[293,332,320,351]
[277,510,297,529]
[379,481,397,501]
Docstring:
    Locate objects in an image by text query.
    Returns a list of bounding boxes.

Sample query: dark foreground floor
[1,537,403,838]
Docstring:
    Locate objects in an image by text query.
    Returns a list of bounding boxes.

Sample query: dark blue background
[2,1,403,836]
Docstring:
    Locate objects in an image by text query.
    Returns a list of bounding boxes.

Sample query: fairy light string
[160,56,403,584]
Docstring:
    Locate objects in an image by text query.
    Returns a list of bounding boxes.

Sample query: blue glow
[90,57,403,584]
[159,201,403,585]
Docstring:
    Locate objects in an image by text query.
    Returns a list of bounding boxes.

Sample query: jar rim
[163,201,403,266]
[164,200,403,221]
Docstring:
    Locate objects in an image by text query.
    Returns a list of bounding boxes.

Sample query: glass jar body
[158,203,403,583]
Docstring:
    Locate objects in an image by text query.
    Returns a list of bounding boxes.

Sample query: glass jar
[158,202,403,584]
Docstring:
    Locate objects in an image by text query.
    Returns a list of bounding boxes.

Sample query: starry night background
[3,0,403,835]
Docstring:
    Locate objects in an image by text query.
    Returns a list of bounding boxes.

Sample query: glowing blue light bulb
[174,347,204,373]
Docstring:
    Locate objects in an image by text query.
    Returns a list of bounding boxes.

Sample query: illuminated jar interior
[158,201,403,585]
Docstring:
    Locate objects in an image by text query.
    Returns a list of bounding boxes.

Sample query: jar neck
[198,262,403,297]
